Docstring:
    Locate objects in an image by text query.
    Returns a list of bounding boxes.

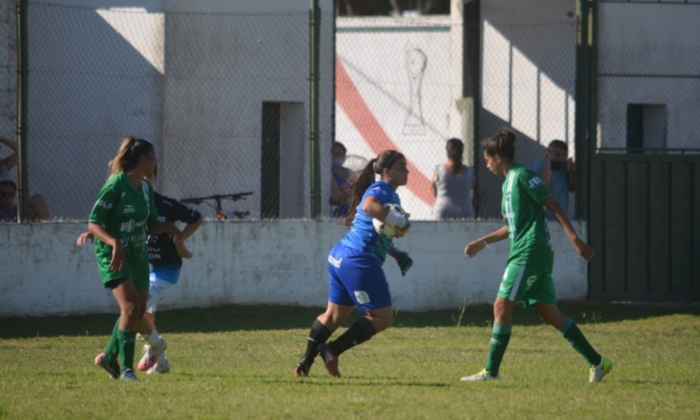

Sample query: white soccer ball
[373,203,405,239]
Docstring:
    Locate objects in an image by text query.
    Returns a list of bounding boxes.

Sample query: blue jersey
[340,180,401,263]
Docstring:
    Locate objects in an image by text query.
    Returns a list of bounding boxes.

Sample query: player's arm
[542,196,594,261]
[178,214,204,242]
[88,222,125,272]
[76,231,94,245]
[464,225,509,258]
[430,168,438,198]
[146,221,183,242]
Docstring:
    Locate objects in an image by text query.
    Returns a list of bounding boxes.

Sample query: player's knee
[121,301,140,324]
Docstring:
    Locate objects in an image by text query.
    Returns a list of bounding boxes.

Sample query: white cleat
[460,368,498,382]
[147,353,170,374]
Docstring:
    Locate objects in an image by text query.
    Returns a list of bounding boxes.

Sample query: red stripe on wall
[335,57,436,206]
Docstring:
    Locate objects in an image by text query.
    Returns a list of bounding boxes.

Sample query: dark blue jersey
[147,192,201,267]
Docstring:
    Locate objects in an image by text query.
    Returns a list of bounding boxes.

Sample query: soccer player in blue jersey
[137,167,203,374]
[461,129,612,383]
[294,150,414,378]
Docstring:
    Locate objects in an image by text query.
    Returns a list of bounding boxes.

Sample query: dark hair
[331,142,347,153]
[481,128,516,163]
[344,150,404,226]
[108,136,154,177]
[548,139,568,151]
[446,138,464,174]
[0,179,17,192]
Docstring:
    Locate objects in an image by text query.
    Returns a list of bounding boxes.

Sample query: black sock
[328,317,376,356]
[301,319,333,364]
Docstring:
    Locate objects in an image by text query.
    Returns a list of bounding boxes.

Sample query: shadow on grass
[0,302,697,339]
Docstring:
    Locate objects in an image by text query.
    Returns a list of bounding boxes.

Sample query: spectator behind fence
[0,180,18,222]
[531,140,575,220]
[431,138,475,219]
[0,136,51,221]
[330,141,353,218]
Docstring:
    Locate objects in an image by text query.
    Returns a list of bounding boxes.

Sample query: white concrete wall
[0,221,589,317]
[336,16,456,220]
[159,0,335,219]
[597,2,700,150]
[7,0,333,220]
[336,1,579,220]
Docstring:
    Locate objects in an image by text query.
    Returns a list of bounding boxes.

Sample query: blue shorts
[327,242,392,312]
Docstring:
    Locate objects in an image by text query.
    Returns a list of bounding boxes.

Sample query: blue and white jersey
[340,180,401,263]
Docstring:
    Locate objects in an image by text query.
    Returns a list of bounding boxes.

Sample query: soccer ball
[373,203,405,239]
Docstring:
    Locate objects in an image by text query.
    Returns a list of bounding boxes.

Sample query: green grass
[1,303,699,420]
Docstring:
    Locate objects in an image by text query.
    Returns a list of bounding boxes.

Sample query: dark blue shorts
[327,242,392,312]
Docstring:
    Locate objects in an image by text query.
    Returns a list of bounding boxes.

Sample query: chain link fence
[336,16,578,220]
[9,2,696,223]
[597,0,700,154]
[6,2,334,221]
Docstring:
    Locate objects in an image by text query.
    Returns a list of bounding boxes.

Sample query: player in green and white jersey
[461,129,612,383]
[88,137,181,381]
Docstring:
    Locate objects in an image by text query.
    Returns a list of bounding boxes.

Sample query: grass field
[1,303,699,419]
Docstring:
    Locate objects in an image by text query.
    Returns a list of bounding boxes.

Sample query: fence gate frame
[587,154,700,301]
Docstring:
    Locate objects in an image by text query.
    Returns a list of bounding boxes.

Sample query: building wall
[597,2,700,150]
[0,0,334,219]
[336,1,578,219]
[0,220,588,317]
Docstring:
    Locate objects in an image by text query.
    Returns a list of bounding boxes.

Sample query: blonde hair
[108,136,154,177]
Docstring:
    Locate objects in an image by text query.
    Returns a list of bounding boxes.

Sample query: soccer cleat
[460,368,498,382]
[147,353,170,375]
[138,337,168,372]
[94,352,120,379]
[317,344,341,378]
[137,344,154,371]
[293,359,311,377]
[589,357,613,383]
[120,368,138,381]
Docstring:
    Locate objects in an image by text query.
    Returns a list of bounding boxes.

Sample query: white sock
[144,329,163,348]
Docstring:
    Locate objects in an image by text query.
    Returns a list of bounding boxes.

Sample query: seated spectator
[0,136,50,221]
[330,142,353,218]
[531,140,575,220]
[0,180,18,222]
[431,138,476,219]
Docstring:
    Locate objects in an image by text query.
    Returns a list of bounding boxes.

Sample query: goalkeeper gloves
[394,250,413,277]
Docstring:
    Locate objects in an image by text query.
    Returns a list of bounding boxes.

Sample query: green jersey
[502,164,554,273]
[89,172,158,269]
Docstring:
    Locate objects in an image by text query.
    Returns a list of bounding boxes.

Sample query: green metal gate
[588,155,700,301]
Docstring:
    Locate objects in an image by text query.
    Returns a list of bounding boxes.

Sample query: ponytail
[344,158,377,226]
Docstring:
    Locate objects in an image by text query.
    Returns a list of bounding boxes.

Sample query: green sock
[104,317,121,362]
[558,318,602,366]
[117,330,137,372]
[485,323,511,377]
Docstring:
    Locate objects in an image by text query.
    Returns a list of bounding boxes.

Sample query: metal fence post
[309,0,321,219]
[15,0,29,223]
